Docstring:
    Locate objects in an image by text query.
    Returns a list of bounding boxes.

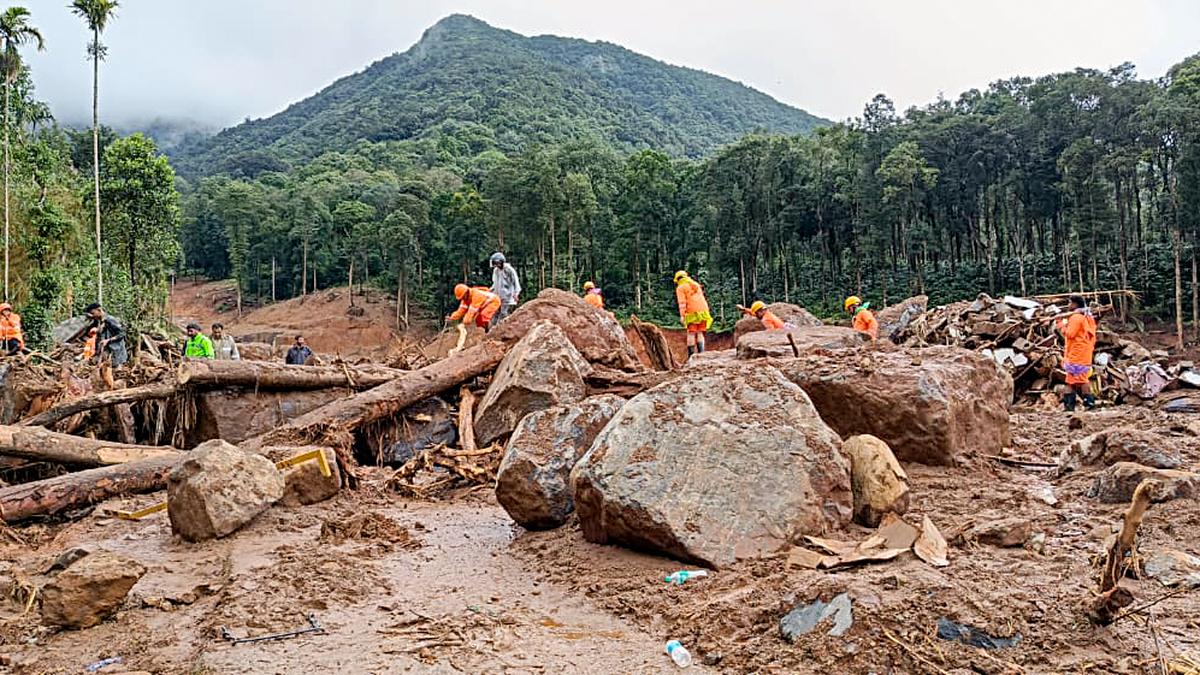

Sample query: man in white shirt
[212,323,240,360]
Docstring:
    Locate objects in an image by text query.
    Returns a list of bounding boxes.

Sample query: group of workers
[183,322,313,364]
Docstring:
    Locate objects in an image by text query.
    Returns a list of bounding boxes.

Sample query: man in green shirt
[184,323,215,359]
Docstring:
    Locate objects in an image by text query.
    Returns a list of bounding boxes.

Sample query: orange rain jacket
[675,278,712,331]
[853,307,879,341]
[760,310,785,330]
[0,307,24,349]
[1060,311,1097,384]
[584,290,604,309]
[449,288,502,328]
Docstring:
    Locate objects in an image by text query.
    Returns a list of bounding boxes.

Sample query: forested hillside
[178,48,1200,337]
[170,14,828,178]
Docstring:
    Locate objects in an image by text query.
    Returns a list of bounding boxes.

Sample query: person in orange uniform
[0,303,24,355]
[674,271,713,358]
[1056,294,1097,411]
[742,300,785,330]
[844,296,878,341]
[81,327,99,361]
[582,281,604,309]
[447,283,502,332]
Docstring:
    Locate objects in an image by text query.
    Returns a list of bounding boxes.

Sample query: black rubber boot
[1063,393,1077,412]
[687,345,695,358]
[1083,394,1096,410]
[697,341,706,354]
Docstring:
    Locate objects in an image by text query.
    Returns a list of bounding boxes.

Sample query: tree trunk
[0,454,179,523]
[3,79,8,301]
[243,340,508,452]
[0,424,178,467]
[1175,226,1185,350]
[19,382,177,429]
[271,256,277,303]
[92,32,103,305]
[457,386,477,454]
[177,360,404,390]
[301,239,308,296]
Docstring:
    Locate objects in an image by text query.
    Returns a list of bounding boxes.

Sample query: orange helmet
[0,302,10,313]
[454,283,469,300]
[583,281,595,291]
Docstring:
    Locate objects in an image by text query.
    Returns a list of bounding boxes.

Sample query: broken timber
[243,340,509,452]
[177,360,405,390]
[0,454,180,523]
[18,382,178,429]
[0,424,179,467]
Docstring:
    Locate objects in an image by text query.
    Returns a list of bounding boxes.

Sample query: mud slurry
[3,408,1199,674]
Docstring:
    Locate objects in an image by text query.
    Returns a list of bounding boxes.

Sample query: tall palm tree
[0,6,43,302]
[70,0,118,305]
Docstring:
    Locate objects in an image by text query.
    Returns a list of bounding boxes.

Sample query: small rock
[843,435,910,528]
[1088,462,1200,503]
[46,547,90,573]
[270,446,341,506]
[167,439,285,542]
[1060,427,1182,473]
[1143,549,1200,588]
[1068,416,1084,430]
[40,551,146,629]
[960,517,1032,548]
[779,593,853,642]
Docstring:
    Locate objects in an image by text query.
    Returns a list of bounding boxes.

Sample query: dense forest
[3,6,1200,350]
[176,48,1200,337]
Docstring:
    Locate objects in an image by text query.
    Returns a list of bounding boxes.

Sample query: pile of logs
[897,292,1154,403]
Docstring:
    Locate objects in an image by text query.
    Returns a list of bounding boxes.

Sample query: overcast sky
[22,0,1200,130]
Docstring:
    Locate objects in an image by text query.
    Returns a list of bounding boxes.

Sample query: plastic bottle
[664,570,709,585]
[665,639,692,668]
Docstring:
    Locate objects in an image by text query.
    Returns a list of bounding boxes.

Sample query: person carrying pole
[1057,294,1097,411]
[844,295,879,341]
[448,283,502,332]
[674,271,712,358]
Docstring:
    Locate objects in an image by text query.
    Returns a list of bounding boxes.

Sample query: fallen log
[177,360,405,390]
[0,424,179,467]
[243,340,509,452]
[19,382,178,429]
[458,386,478,454]
[1090,479,1155,625]
[0,454,180,523]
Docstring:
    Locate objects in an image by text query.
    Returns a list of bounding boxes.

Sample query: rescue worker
[742,300,785,330]
[183,323,215,359]
[84,303,128,367]
[582,281,604,309]
[212,322,240,360]
[448,283,502,332]
[845,295,879,341]
[0,302,24,355]
[1057,294,1097,411]
[674,271,712,358]
[81,327,98,361]
[489,252,521,325]
[286,335,313,365]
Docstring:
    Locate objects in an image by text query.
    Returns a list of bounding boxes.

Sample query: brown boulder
[491,288,641,371]
[876,295,928,342]
[955,516,1032,548]
[475,321,591,446]
[496,395,626,530]
[188,389,334,445]
[41,551,146,629]
[733,302,823,343]
[776,346,1012,466]
[267,446,341,506]
[167,440,284,541]
[1058,427,1182,474]
[736,325,866,359]
[844,435,910,527]
[571,363,851,569]
[1088,462,1200,503]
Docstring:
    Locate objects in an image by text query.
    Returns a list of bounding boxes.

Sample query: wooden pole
[19,382,178,429]
[0,424,178,467]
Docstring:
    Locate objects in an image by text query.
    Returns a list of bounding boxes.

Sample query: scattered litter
[665,639,692,668]
[221,613,324,645]
[1031,485,1058,505]
[913,516,949,567]
[780,593,853,642]
[936,617,1021,649]
[85,656,122,672]
[664,570,708,585]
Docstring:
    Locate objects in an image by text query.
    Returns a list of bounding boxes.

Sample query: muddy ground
[2,406,1198,674]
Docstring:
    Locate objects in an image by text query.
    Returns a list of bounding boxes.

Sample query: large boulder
[187,389,333,445]
[167,440,285,542]
[844,435,910,527]
[1088,462,1200,503]
[736,325,866,359]
[496,395,626,530]
[775,346,1012,466]
[41,551,146,629]
[733,302,823,343]
[475,321,591,446]
[876,295,928,342]
[1058,427,1182,474]
[369,397,457,465]
[571,363,852,569]
[491,288,641,371]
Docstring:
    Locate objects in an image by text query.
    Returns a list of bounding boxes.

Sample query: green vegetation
[169,14,828,178]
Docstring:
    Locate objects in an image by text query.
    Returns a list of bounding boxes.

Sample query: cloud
[22,0,1200,130]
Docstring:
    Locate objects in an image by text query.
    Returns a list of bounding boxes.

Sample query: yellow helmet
[583,281,595,290]
[749,300,765,314]
[673,270,689,284]
[844,295,862,311]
